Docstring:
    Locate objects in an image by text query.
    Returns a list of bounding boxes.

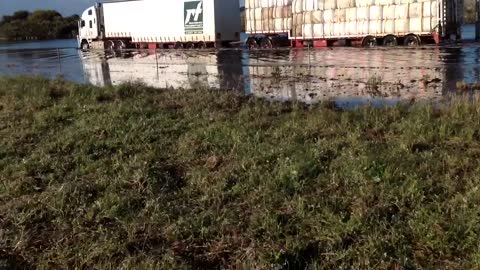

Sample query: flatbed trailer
[244,0,464,48]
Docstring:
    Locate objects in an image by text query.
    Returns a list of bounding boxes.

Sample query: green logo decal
[184,0,204,35]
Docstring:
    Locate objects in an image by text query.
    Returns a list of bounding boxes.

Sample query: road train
[77,0,464,49]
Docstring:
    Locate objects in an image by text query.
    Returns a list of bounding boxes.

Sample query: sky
[0,0,245,17]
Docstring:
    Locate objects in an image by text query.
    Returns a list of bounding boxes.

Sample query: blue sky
[0,0,245,17]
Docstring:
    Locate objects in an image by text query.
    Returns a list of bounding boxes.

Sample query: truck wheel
[81,40,89,51]
[383,35,397,47]
[362,36,377,48]
[260,37,273,49]
[404,34,421,46]
[246,38,258,49]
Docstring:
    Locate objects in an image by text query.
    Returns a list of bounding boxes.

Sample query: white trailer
[78,0,242,50]
[244,0,465,48]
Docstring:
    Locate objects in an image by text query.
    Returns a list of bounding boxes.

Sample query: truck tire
[404,34,421,46]
[260,37,273,49]
[246,37,258,49]
[81,40,89,51]
[383,35,397,47]
[174,42,184,49]
[197,41,207,49]
[362,36,377,48]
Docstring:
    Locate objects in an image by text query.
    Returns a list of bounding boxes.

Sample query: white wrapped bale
[357,7,370,21]
[293,0,304,13]
[383,19,394,33]
[395,19,408,33]
[409,2,423,18]
[293,24,303,36]
[334,22,346,36]
[346,21,357,35]
[337,0,355,9]
[262,19,275,31]
[409,17,422,32]
[317,0,325,10]
[246,20,254,32]
[357,7,369,21]
[304,10,324,23]
[303,24,313,37]
[368,20,382,34]
[246,0,261,8]
[355,0,375,7]
[260,0,274,7]
[346,8,357,21]
[324,0,336,10]
[375,0,394,5]
[284,6,293,17]
[422,16,437,32]
[394,4,408,19]
[423,1,438,17]
[313,24,325,37]
[323,9,335,22]
[255,20,264,31]
[274,18,290,30]
[303,0,318,11]
[261,7,271,18]
[293,13,304,25]
[369,6,382,21]
[334,8,347,22]
[286,18,293,28]
[383,5,395,20]
[359,20,369,34]
[324,22,334,35]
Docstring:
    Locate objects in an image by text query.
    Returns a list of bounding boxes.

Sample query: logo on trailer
[184,0,203,35]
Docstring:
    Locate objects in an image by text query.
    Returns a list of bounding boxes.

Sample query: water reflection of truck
[80,50,245,90]
[77,0,464,49]
[80,49,445,105]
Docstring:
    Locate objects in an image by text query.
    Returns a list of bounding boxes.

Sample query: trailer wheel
[383,35,398,47]
[174,42,184,49]
[404,34,421,46]
[260,37,273,49]
[185,42,195,49]
[246,38,258,49]
[362,36,377,48]
[197,41,207,49]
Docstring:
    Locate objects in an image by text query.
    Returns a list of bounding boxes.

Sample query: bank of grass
[1,76,480,269]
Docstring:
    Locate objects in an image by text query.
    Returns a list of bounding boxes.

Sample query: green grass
[2,76,480,269]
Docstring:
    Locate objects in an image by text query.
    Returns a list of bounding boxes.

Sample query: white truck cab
[77,5,101,50]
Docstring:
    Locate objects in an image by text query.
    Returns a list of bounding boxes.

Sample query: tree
[0,10,79,40]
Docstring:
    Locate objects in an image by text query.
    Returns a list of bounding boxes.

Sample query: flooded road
[1,26,480,107]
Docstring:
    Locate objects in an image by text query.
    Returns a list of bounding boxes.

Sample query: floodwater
[1,25,480,107]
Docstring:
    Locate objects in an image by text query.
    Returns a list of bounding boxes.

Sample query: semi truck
[77,0,242,50]
[77,0,464,49]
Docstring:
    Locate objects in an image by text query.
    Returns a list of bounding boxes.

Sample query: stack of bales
[291,0,439,39]
[245,0,293,34]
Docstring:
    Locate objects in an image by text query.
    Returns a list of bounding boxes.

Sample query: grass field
[1,77,480,269]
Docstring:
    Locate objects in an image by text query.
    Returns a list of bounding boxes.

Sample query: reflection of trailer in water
[80,49,446,105]
[80,50,245,90]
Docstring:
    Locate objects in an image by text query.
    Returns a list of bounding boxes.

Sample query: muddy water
[80,45,478,107]
[1,32,480,107]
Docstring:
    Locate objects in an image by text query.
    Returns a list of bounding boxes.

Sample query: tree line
[0,10,79,40]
